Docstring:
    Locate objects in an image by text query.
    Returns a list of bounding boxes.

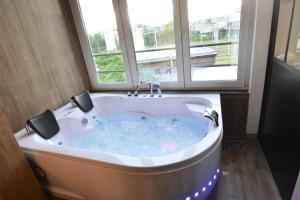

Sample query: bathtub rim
[15,93,222,169]
[21,131,222,174]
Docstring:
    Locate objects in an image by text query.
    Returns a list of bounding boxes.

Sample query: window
[187,0,240,81]
[71,0,252,89]
[286,0,300,71]
[127,0,179,83]
[79,0,128,84]
[274,0,294,61]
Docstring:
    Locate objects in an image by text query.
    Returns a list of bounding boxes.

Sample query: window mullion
[112,0,135,88]
[179,0,192,86]
[172,0,185,88]
[117,0,139,87]
[237,0,255,88]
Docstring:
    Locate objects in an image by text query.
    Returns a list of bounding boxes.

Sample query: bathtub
[15,93,223,200]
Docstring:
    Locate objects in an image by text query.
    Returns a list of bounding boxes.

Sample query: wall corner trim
[246,0,274,134]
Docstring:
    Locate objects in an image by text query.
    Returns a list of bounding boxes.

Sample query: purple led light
[178,170,221,199]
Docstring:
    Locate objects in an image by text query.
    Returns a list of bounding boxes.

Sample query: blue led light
[202,187,206,192]
[213,175,217,179]
[217,169,220,173]
[208,181,212,186]
[194,192,199,197]
[185,197,191,200]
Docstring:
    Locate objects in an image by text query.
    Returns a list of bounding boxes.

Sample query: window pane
[188,0,241,81]
[98,71,126,83]
[286,0,300,71]
[127,0,178,82]
[274,0,293,60]
[79,0,127,83]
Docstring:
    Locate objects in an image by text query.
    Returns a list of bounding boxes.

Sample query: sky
[79,0,241,34]
[188,0,241,22]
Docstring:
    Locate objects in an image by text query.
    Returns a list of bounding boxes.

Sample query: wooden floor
[207,138,282,200]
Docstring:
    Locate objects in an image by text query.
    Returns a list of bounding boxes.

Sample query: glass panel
[79,0,127,83]
[274,0,294,60]
[287,0,300,71]
[127,0,178,82]
[188,0,241,81]
[98,71,126,83]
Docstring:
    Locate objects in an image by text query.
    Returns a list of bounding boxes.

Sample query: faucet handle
[136,80,148,90]
[149,82,154,97]
[137,80,148,85]
[152,82,161,89]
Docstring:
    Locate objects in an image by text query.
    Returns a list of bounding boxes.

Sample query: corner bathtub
[16,93,223,200]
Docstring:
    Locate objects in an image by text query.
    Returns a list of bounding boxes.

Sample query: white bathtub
[16,93,223,200]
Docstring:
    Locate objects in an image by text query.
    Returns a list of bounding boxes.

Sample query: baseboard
[223,133,257,140]
[246,133,257,139]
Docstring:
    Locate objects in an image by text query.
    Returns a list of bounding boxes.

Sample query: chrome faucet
[134,81,152,96]
[131,81,162,97]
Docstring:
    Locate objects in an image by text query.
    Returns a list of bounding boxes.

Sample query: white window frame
[70,0,134,89]
[69,0,254,90]
[180,0,253,89]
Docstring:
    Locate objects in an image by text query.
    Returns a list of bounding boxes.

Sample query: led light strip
[182,168,220,200]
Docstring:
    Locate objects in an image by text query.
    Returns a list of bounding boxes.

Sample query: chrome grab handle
[203,108,219,127]
[25,124,32,135]
[70,100,77,107]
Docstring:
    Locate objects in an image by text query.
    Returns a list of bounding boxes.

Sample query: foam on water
[68,113,210,157]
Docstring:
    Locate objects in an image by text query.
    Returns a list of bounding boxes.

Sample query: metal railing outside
[94,41,239,74]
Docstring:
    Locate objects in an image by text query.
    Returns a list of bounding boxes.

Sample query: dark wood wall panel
[0,106,45,200]
[221,93,249,137]
[0,0,91,132]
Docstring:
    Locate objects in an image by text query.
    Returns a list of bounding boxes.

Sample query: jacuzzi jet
[58,142,62,145]
[172,118,179,124]
[81,118,89,126]
[141,116,146,120]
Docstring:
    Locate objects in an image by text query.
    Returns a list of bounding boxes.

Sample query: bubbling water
[68,113,210,157]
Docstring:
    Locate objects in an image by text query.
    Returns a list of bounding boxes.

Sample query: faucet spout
[152,83,162,97]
